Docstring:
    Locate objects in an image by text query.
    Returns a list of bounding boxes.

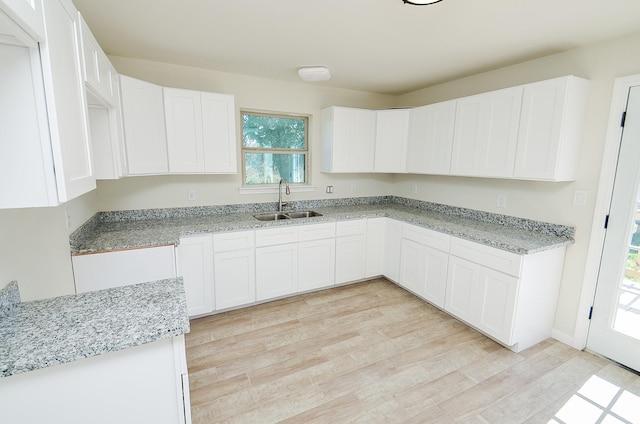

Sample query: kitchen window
[241,111,308,185]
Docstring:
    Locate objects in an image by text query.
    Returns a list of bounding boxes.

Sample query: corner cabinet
[406,100,456,175]
[374,109,410,173]
[321,106,376,173]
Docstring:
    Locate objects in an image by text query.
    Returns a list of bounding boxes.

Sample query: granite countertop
[0,278,189,378]
[70,197,575,255]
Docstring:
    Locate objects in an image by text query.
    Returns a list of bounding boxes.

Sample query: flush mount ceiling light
[401,0,444,5]
[297,66,331,82]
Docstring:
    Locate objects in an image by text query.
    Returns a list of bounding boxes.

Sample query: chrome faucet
[278,178,290,212]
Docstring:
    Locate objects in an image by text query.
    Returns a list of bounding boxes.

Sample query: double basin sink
[254,210,323,221]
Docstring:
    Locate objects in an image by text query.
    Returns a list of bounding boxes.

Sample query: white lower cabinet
[0,336,191,424]
[399,224,450,308]
[445,236,565,352]
[256,243,298,301]
[335,220,367,284]
[365,217,386,278]
[72,245,177,293]
[298,223,336,291]
[383,219,403,283]
[213,231,255,310]
[177,235,214,317]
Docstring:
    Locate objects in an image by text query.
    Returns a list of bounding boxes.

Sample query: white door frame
[572,74,640,349]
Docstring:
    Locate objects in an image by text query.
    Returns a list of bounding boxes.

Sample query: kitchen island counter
[0,278,189,378]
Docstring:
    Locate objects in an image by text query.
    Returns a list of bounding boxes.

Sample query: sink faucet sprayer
[278,178,290,212]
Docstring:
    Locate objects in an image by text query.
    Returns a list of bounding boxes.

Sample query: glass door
[587,85,640,373]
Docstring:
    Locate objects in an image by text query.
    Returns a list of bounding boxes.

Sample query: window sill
[238,186,317,195]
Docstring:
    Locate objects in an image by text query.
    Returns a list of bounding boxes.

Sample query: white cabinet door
[0,0,45,40]
[321,106,376,173]
[40,0,95,202]
[365,217,386,278]
[214,248,255,310]
[119,75,168,175]
[383,219,403,283]
[79,15,116,106]
[335,235,366,284]
[399,239,449,308]
[450,86,523,178]
[0,17,58,208]
[445,255,480,324]
[514,75,589,181]
[256,243,298,301]
[374,109,410,173]
[476,265,518,344]
[177,235,214,317]
[201,92,237,173]
[72,246,177,293]
[446,255,518,345]
[298,238,335,291]
[406,101,456,175]
[164,87,204,173]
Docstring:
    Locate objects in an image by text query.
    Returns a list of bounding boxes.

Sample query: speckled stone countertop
[70,196,575,255]
[0,278,189,378]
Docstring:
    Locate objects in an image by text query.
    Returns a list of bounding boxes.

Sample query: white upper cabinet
[321,106,376,173]
[0,0,45,41]
[451,86,523,178]
[406,100,456,175]
[164,87,237,174]
[79,14,116,106]
[164,87,203,173]
[374,109,410,173]
[513,75,589,181]
[201,91,237,173]
[120,75,169,175]
[40,0,95,202]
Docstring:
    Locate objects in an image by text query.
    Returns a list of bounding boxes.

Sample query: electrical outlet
[326,186,333,194]
[411,184,418,194]
[350,184,357,194]
[497,194,507,208]
[187,190,196,201]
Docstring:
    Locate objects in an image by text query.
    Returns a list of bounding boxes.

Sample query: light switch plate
[573,190,587,206]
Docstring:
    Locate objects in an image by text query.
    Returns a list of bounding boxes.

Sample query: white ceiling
[73,0,640,95]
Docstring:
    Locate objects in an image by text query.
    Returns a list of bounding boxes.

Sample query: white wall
[395,31,640,345]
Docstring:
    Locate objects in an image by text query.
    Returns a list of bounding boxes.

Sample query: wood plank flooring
[185,278,640,424]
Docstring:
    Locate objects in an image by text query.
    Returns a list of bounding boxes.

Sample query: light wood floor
[185,278,640,424]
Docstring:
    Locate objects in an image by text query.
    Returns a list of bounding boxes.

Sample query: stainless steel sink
[253,210,322,221]
[285,210,323,219]
[253,213,290,221]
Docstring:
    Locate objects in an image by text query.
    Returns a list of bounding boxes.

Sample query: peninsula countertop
[0,278,189,378]
[70,197,575,256]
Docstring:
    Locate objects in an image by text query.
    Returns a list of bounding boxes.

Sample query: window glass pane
[242,114,306,150]
[244,153,306,185]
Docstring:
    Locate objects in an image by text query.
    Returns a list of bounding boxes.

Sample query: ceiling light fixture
[297,66,331,82]
[401,0,444,5]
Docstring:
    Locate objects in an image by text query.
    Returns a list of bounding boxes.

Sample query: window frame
[240,109,310,187]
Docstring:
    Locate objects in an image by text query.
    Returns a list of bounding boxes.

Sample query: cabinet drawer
[213,230,255,252]
[298,222,336,241]
[336,219,366,237]
[402,223,450,252]
[255,226,299,247]
[450,237,523,277]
